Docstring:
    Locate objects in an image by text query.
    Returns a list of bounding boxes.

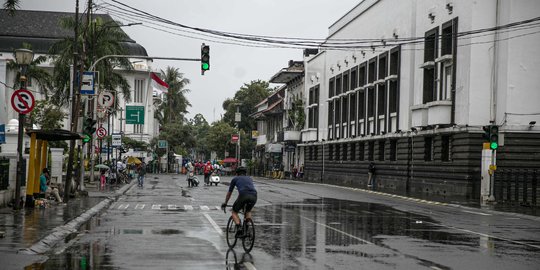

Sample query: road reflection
[225,248,255,270]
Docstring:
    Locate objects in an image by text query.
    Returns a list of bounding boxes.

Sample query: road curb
[19,181,136,255]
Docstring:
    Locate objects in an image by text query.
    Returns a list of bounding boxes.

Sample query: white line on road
[135,204,145,210]
[461,210,492,216]
[168,205,177,210]
[243,262,257,270]
[200,205,210,211]
[203,213,223,236]
[152,204,161,210]
[118,204,129,210]
[301,216,373,245]
[184,205,194,211]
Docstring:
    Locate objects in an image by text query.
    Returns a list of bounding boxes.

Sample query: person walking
[137,162,147,187]
[203,161,213,185]
[186,162,195,187]
[367,162,376,188]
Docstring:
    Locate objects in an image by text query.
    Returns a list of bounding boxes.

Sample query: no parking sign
[11,88,35,114]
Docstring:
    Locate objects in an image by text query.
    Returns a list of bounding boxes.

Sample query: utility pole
[64,0,81,202]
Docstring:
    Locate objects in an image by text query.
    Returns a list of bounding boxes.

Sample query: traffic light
[201,43,210,75]
[489,125,499,150]
[82,117,97,143]
[482,125,490,141]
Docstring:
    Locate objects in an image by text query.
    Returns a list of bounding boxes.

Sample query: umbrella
[96,164,110,170]
[127,157,142,165]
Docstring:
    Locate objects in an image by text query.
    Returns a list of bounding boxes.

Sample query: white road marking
[200,205,210,211]
[215,206,221,210]
[184,205,194,211]
[203,213,223,236]
[152,204,161,210]
[301,216,373,245]
[462,210,492,216]
[430,266,444,270]
[118,204,129,210]
[168,204,177,210]
[135,204,145,210]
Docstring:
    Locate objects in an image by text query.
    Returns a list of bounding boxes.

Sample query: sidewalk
[0,180,135,269]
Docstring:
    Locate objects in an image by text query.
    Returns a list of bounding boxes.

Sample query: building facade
[300,0,540,200]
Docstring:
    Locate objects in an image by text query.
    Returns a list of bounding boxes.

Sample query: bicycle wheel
[226,216,238,248]
[242,218,255,253]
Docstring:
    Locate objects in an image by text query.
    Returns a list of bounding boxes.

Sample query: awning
[26,129,83,141]
[222,157,238,163]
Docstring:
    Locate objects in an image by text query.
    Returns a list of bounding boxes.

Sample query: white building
[300,0,540,200]
[0,10,160,206]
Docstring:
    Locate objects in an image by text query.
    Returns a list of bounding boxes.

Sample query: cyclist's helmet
[235,166,247,174]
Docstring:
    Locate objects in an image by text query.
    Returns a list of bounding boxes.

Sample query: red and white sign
[11,88,35,114]
[96,127,107,139]
[231,134,239,143]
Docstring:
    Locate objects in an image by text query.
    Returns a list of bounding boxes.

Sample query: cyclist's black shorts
[232,193,257,213]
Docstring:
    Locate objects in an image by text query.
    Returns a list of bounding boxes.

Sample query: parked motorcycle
[187,172,199,187]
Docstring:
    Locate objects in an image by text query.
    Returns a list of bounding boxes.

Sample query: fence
[494,169,538,206]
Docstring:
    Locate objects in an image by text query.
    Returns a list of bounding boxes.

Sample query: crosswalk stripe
[135,204,145,210]
[168,205,177,210]
[184,205,194,210]
[200,205,210,211]
[152,204,161,210]
[118,204,129,210]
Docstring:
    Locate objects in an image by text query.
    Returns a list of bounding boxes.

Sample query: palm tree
[3,0,19,15]
[156,67,191,124]
[7,43,53,96]
[49,16,132,106]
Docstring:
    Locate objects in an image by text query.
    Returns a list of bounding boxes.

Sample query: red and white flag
[151,72,169,95]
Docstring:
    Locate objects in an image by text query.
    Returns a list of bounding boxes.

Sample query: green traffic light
[490,142,498,150]
[202,62,209,70]
[83,134,91,143]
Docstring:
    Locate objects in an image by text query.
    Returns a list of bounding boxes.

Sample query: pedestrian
[367,162,376,188]
[137,162,147,187]
[186,162,195,187]
[40,168,62,203]
[292,165,298,179]
[100,168,107,190]
[299,164,304,178]
[204,161,213,185]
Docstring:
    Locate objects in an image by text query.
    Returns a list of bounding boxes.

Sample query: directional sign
[158,140,168,149]
[11,88,35,114]
[112,134,122,147]
[98,91,114,108]
[96,127,107,139]
[80,71,96,95]
[126,106,145,124]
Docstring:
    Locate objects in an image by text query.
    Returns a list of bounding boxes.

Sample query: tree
[189,113,211,160]
[3,0,19,15]
[222,80,273,132]
[206,120,237,159]
[155,67,191,125]
[49,16,132,106]
[28,100,68,149]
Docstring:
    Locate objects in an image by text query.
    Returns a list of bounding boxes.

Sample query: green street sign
[126,106,145,124]
[158,140,168,149]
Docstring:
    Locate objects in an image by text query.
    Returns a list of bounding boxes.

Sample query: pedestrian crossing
[111,203,223,211]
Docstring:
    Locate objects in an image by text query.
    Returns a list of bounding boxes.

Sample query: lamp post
[14,48,34,210]
[235,104,242,166]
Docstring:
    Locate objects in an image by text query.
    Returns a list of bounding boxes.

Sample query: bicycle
[223,205,255,253]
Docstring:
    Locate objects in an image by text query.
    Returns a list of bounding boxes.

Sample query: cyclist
[221,166,257,236]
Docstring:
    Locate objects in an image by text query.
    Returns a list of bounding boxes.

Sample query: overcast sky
[20,0,360,123]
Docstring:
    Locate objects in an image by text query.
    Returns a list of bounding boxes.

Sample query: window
[390,140,397,161]
[134,124,144,134]
[368,59,377,84]
[342,96,348,137]
[358,142,365,161]
[423,28,438,104]
[390,50,399,76]
[441,135,451,162]
[424,137,433,161]
[308,85,319,129]
[359,91,365,119]
[328,144,333,160]
[377,85,386,117]
[439,19,457,102]
[368,90,375,117]
[328,102,334,140]
[134,79,145,103]
[329,77,335,98]
[335,144,341,161]
[314,146,318,161]
[335,100,341,139]
[350,67,358,89]
[342,143,347,161]
[343,71,349,93]
[389,81,398,114]
[336,75,342,96]
[378,54,387,79]
[350,143,356,161]
[359,63,367,86]
[378,140,385,161]
[368,141,374,161]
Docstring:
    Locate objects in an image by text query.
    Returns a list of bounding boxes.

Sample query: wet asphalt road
[35,174,540,270]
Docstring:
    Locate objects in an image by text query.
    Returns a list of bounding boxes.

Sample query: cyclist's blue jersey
[229,176,257,196]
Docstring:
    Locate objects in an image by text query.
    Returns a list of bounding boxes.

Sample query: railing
[494,169,538,206]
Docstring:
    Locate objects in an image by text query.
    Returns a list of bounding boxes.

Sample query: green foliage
[206,121,236,158]
[189,113,210,159]
[3,0,19,16]
[27,100,68,149]
[7,43,53,93]
[155,67,191,125]
[222,80,272,131]
[290,98,305,130]
[122,136,148,151]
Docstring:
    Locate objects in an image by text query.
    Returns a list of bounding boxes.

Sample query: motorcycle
[187,172,199,187]
[209,172,220,186]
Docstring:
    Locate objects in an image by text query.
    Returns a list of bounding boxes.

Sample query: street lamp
[14,48,34,210]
